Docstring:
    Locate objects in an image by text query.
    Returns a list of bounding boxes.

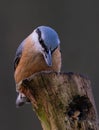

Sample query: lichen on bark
[17,71,99,130]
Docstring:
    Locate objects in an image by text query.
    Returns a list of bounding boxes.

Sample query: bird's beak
[44,50,52,66]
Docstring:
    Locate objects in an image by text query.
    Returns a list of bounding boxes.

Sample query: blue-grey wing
[14,41,24,71]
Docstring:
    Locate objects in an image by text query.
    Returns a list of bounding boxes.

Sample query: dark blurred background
[0,0,99,130]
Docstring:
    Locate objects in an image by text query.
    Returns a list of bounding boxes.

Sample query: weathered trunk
[17,71,99,130]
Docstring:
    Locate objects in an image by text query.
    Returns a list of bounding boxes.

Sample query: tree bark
[16,71,99,130]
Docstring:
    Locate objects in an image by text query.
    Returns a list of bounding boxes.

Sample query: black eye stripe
[36,28,49,53]
[51,46,58,54]
[36,28,58,54]
[36,28,41,41]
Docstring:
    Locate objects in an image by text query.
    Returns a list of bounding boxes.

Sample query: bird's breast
[14,37,61,83]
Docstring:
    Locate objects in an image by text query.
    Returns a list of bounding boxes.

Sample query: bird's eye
[39,38,43,44]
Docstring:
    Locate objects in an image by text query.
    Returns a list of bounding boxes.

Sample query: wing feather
[14,41,25,71]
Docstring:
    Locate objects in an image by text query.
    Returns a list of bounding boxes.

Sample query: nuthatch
[14,26,61,107]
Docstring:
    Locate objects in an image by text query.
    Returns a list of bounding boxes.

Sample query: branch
[16,71,99,130]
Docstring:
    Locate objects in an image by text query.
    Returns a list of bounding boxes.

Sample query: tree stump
[16,71,99,130]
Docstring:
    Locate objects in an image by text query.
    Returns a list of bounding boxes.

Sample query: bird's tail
[16,93,30,107]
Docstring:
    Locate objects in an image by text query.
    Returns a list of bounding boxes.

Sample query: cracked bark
[16,71,99,130]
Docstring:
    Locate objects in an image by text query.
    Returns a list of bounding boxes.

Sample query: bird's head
[32,26,60,66]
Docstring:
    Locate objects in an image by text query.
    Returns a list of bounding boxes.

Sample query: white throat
[31,30,43,52]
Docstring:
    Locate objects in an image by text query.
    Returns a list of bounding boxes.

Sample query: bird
[14,26,61,107]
